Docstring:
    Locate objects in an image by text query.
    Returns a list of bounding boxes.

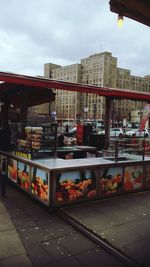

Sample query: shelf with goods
[26,126,42,150]
[14,124,58,159]
[41,124,57,149]
[14,126,43,159]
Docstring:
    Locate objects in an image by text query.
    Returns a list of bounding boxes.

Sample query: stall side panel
[53,168,98,206]
[124,165,144,192]
[99,167,124,196]
[17,161,30,192]
[30,166,50,206]
[7,157,17,183]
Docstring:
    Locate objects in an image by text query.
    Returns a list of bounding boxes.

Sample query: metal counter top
[32,154,147,171]
[1,150,149,172]
[32,157,113,170]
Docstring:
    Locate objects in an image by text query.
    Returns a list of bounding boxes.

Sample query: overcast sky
[0,0,149,77]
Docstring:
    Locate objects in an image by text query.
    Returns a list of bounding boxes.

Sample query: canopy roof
[109,0,150,27]
[0,82,55,107]
[0,71,150,104]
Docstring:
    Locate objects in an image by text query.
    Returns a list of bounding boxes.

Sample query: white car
[110,128,124,137]
[125,129,149,137]
[98,129,105,135]
[98,128,124,137]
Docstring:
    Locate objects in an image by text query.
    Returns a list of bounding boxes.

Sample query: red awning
[0,71,150,104]
[0,74,55,107]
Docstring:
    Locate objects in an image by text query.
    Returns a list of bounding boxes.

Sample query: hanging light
[118,14,123,28]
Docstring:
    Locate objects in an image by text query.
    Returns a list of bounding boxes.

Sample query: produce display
[16,127,43,152]
[17,139,30,148]
[25,126,43,134]
[26,133,41,141]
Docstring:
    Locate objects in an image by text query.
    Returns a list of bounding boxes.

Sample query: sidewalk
[0,198,32,267]
[62,191,150,267]
[1,183,150,266]
[0,184,127,267]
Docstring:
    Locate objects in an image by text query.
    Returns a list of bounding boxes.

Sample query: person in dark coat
[65,124,69,133]
[0,126,11,151]
[57,134,64,147]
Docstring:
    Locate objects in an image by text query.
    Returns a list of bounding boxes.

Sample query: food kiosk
[1,71,150,210]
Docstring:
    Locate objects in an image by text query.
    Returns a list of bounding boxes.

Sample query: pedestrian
[65,124,69,133]
[0,158,7,198]
[0,126,11,151]
[57,134,65,147]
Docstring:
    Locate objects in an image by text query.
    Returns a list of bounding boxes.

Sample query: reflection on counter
[56,169,96,203]
[31,167,49,203]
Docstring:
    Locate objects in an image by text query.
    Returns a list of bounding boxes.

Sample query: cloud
[0,0,149,77]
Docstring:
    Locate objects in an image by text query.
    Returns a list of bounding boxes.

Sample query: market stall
[1,71,150,208]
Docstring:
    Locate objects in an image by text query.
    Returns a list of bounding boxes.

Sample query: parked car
[69,127,77,134]
[125,129,150,137]
[98,128,124,137]
[98,128,105,135]
[110,128,124,137]
[65,127,77,137]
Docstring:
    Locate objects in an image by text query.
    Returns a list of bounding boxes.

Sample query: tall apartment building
[42,52,150,123]
[114,68,131,121]
[45,63,82,120]
[44,52,118,121]
[115,71,150,122]
[80,52,117,120]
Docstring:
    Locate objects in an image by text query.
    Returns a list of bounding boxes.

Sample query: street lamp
[118,14,124,27]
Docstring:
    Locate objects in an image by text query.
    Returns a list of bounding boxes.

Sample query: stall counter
[1,150,150,209]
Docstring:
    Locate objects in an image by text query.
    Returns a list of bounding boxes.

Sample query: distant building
[38,51,150,123]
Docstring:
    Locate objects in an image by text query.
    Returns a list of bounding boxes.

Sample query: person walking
[65,123,69,133]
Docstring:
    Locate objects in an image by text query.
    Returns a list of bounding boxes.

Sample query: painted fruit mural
[17,162,30,191]
[56,169,96,202]
[31,167,49,203]
[124,165,143,191]
[8,158,17,182]
[101,167,123,195]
